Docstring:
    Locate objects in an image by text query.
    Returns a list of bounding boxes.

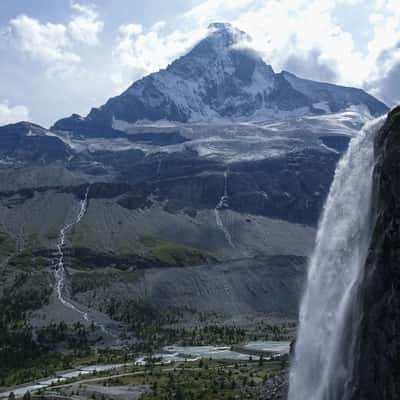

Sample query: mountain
[0,23,390,351]
[52,22,387,135]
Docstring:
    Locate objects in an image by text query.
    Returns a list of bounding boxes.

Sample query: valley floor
[0,340,290,400]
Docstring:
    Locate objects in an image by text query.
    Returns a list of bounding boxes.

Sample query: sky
[0,0,399,127]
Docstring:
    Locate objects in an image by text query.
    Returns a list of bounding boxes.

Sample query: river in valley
[0,341,290,398]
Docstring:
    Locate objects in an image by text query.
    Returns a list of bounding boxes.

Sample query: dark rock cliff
[351,106,400,399]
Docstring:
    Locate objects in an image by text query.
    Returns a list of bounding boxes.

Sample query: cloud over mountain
[0,101,30,125]
[0,0,398,127]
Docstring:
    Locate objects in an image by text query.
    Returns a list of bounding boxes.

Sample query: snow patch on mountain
[313,102,331,113]
[54,110,370,165]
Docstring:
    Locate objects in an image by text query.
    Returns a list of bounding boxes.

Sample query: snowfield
[55,109,368,164]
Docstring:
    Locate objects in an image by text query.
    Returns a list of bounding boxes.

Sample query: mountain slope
[281,71,387,115]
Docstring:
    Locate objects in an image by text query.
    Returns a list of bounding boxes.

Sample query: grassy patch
[99,359,285,400]
[139,236,216,267]
[8,249,49,271]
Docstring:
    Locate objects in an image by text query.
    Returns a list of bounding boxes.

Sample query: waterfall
[55,186,90,321]
[54,186,119,339]
[288,117,385,400]
[215,170,235,248]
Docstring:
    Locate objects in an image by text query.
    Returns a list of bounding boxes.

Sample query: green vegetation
[0,271,102,387]
[8,249,49,271]
[106,299,184,354]
[250,321,295,341]
[91,359,284,400]
[171,323,294,346]
[124,322,294,355]
[119,319,293,359]
[0,273,50,386]
[0,231,294,393]
[0,321,121,387]
[139,236,216,266]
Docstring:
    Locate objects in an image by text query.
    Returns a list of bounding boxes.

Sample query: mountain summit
[53,23,387,133]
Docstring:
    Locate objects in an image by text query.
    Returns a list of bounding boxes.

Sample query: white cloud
[363,0,400,105]
[227,0,368,85]
[0,101,30,126]
[10,15,80,65]
[110,0,367,90]
[283,48,338,83]
[371,56,400,106]
[119,23,143,37]
[181,0,397,106]
[111,22,206,89]
[182,0,257,26]
[9,2,103,69]
[2,0,398,127]
[68,2,104,45]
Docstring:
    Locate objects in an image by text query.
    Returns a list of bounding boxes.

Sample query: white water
[55,186,90,321]
[214,170,235,248]
[288,117,385,400]
[54,187,119,339]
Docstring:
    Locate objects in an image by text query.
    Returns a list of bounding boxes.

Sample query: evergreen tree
[22,391,31,400]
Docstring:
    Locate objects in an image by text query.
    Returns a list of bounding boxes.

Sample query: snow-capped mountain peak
[205,22,251,51]
[52,23,388,132]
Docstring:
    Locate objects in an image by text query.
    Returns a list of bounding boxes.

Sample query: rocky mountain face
[0,122,71,164]
[53,23,387,134]
[350,107,400,399]
[0,23,389,334]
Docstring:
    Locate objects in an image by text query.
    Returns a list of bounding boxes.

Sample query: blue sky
[0,0,399,127]
[0,1,200,28]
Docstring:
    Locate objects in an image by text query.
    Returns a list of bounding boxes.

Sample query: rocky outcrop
[351,106,400,399]
[0,122,71,164]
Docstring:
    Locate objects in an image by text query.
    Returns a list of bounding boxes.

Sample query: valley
[0,115,366,398]
[0,20,392,400]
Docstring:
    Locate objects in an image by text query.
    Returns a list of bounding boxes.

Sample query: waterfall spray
[288,117,385,400]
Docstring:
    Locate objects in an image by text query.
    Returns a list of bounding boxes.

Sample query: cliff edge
[351,106,400,399]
